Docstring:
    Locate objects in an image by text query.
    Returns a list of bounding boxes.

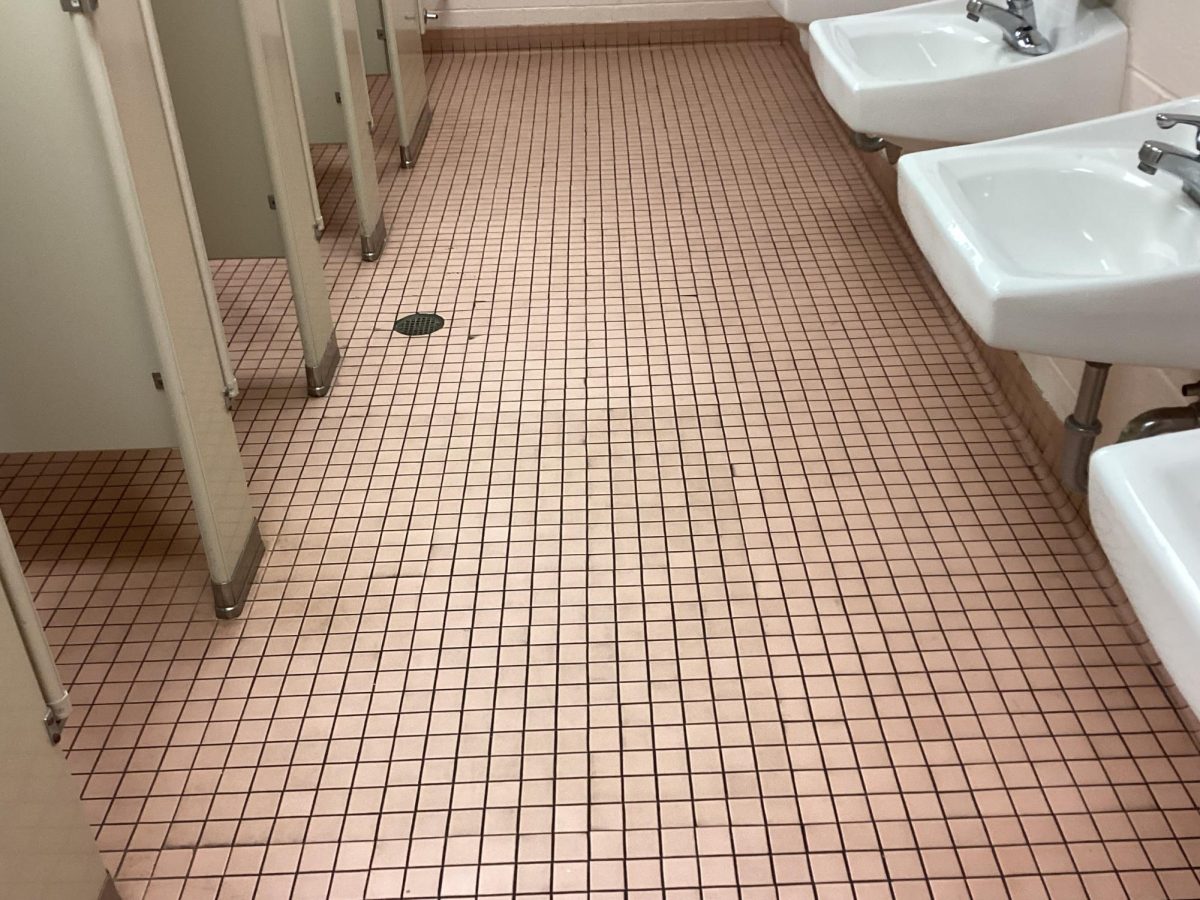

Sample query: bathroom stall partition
[1,0,264,619]
[296,0,434,174]
[149,0,343,396]
[357,0,390,74]
[381,0,434,166]
[286,0,389,259]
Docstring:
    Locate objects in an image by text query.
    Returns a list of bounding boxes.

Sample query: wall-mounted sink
[809,0,1126,147]
[898,98,1200,370]
[767,0,918,24]
[1091,430,1200,716]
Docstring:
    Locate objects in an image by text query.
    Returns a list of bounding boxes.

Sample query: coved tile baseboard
[423,17,792,53]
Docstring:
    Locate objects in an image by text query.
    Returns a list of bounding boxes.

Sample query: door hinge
[44,709,65,744]
[376,27,385,40]
[60,0,99,12]
[335,90,343,105]
[267,194,277,210]
[151,371,165,391]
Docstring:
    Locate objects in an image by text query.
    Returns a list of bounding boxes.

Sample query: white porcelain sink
[1091,430,1200,716]
[899,98,1200,369]
[767,0,918,24]
[809,0,1126,147]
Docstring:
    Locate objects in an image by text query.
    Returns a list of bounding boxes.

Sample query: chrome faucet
[966,0,1052,56]
[1139,113,1200,205]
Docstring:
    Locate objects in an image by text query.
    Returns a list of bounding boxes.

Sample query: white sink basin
[809,0,1126,147]
[767,0,918,25]
[1091,430,1200,716]
[899,98,1200,369]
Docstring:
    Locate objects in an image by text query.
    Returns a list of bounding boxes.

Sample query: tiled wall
[423,17,789,52]
[424,0,772,28]
[1018,0,1200,445]
[1111,0,1200,106]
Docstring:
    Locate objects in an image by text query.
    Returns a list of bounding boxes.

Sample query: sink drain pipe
[851,132,888,152]
[850,131,902,164]
[1118,382,1200,443]
[1060,361,1110,494]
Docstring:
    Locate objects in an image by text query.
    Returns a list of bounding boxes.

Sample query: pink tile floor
[2,40,1200,900]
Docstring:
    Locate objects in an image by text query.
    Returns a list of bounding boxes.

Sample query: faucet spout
[967,0,1030,29]
[965,0,1052,56]
[1139,139,1200,204]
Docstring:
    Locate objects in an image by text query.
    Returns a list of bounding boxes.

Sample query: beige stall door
[287,0,387,259]
[356,0,389,74]
[152,0,341,397]
[380,0,431,165]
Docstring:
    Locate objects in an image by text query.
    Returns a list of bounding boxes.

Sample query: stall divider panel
[87,0,264,616]
[74,6,265,616]
[0,0,174,453]
[356,0,389,74]
[242,0,342,394]
[287,0,387,259]
[151,0,341,396]
[151,0,286,259]
[380,0,432,166]
[288,0,348,143]
[0,0,264,617]
[332,0,387,259]
[275,0,326,234]
[97,0,239,401]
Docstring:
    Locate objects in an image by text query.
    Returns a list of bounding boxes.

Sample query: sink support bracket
[1060,361,1111,494]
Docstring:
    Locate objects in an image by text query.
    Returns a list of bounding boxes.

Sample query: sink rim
[817,14,1048,89]
[829,22,1011,83]
[808,0,1127,147]
[927,145,1200,286]
[767,0,922,26]
[1090,430,1200,718]
[896,95,1200,369]
[810,0,1125,90]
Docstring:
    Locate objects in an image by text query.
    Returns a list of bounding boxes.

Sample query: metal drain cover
[394,312,445,336]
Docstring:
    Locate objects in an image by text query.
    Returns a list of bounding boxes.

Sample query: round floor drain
[394,312,445,337]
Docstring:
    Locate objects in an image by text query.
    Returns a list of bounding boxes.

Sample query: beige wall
[1112,0,1200,106]
[1021,0,1200,445]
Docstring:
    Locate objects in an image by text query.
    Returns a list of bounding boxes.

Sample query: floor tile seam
[773,57,1123,596]
[767,47,1200,755]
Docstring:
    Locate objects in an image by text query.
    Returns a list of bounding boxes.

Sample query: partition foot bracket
[305,332,342,397]
[211,521,265,619]
[99,874,122,900]
[361,213,387,262]
[399,101,433,169]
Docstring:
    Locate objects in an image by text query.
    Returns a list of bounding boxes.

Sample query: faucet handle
[1157,113,1200,150]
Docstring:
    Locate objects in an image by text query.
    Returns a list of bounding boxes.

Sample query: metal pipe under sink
[1118,382,1200,443]
[1060,361,1110,494]
[1060,368,1200,494]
